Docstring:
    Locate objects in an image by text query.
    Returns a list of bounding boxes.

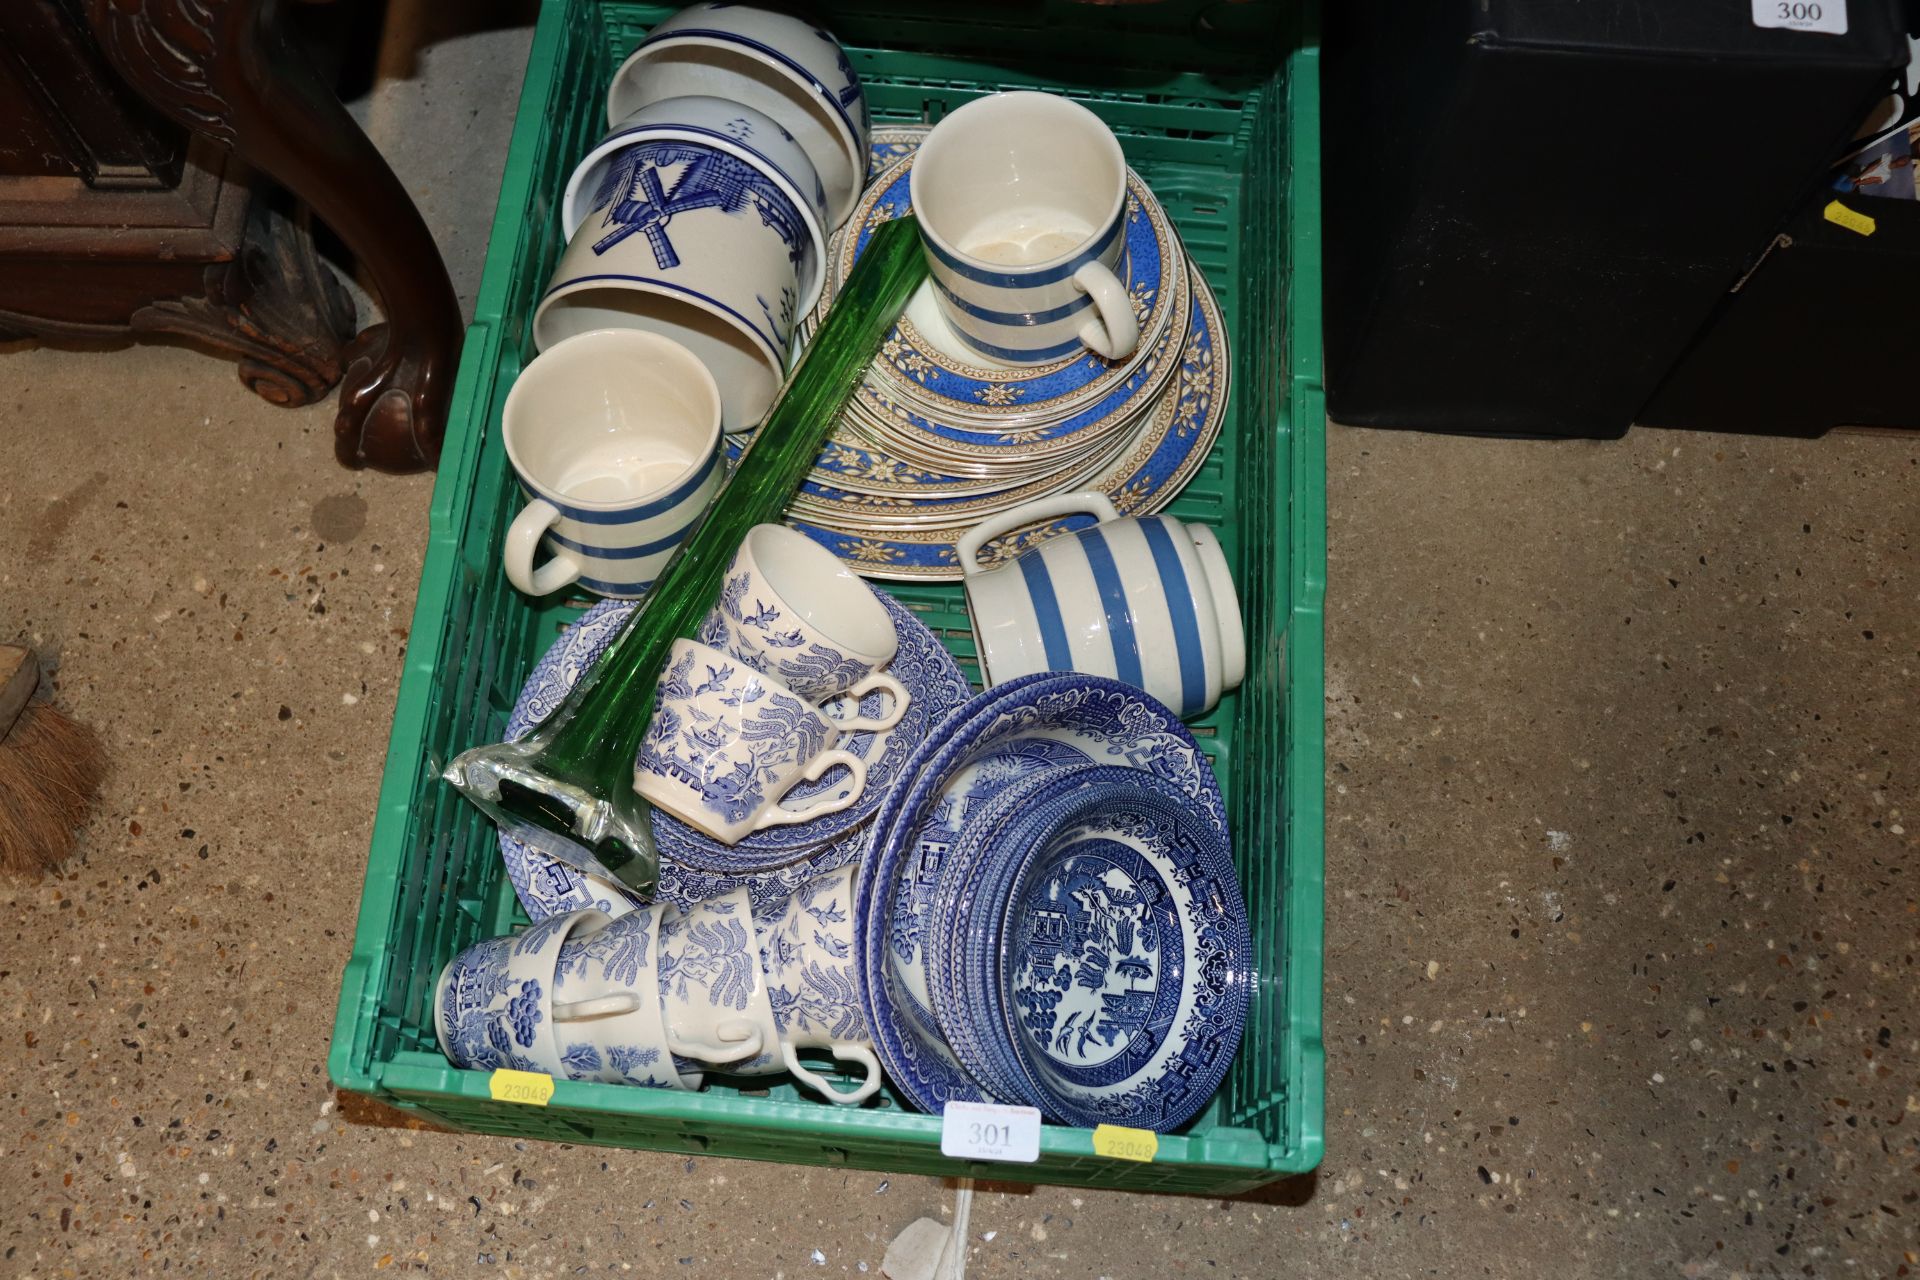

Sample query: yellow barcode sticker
[488,1069,554,1106]
[1091,1124,1158,1162]
[1824,200,1876,237]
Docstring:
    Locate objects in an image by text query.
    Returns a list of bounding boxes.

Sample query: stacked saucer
[856,673,1252,1132]
[777,126,1231,581]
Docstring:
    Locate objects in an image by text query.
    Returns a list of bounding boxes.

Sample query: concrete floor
[3,10,1917,1280]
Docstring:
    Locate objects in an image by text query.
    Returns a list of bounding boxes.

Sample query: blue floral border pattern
[788,269,1228,581]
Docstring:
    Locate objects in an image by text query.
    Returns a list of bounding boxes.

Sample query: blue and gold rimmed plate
[788,264,1227,579]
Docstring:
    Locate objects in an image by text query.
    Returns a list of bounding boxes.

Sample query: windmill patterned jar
[535,133,811,433]
[634,640,871,845]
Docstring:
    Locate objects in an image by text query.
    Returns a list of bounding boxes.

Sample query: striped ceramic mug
[910,92,1139,366]
[957,492,1246,719]
[502,329,723,599]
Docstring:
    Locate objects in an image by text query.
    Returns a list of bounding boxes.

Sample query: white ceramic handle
[551,993,640,1022]
[667,1018,765,1065]
[1072,261,1139,361]
[503,498,583,597]
[954,490,1122,576]
[822,673,909,733]
[782,1041,883,1105]
[756,750,868,830]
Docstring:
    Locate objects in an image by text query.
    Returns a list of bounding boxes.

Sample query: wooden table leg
[88,0,463,473]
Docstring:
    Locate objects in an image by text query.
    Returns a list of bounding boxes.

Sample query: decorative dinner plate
[497,591,968,913]
[791,265,1229,580]
[923,762,1119,1106]
[857,673,1226,1114]
[993,777,1247,1131]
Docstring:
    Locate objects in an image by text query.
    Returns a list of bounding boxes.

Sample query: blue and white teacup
[910,91,1139,366]
[956,492,1247,719]
[434,909,614,1074]
[656,888,782,1069]
[550,905,701,1089]
[501,329,722,599]
[696,523,909,722]
[753,866,881,1104]
[605,2,869,230]
[534,129,811,432]
[635,640,870,846]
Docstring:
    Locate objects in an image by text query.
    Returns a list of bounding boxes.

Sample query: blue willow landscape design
[660,899,757,1012]
[700,569,872,696]
[640,648,833,826]
[758,877,863,1040]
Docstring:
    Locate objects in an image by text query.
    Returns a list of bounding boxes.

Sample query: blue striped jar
[957,493,1246,719]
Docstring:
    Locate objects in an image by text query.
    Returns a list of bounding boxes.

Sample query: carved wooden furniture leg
[88,0,462,472]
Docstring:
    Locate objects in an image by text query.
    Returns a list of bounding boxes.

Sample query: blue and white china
[550,905,701,1089]
[606,3,868,230]
[534,139,804,434]
[752,866,882,1104]
[497,592,968,906]
[657,889,780,1069]
[788,267,1228,581]
[563,95,829,315]
[911,93,1137,365]
[697,523,909,718]
[995,778,1248,1132]
[435,909,610,1074]
[857,673,1228,1113]
[957,493,1245,719]
[814,153,1181,431]
[634,640,870,846]
[923,763,1118,1105]
[500,329,723,599]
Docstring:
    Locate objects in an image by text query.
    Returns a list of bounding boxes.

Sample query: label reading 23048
[1752,0,1847,34]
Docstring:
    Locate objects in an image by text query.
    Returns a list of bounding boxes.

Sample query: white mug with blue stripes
[501,329,723,600]
[958,492,1247,719]
[910,92,1140,366]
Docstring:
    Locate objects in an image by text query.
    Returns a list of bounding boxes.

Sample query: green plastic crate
[329,0,1326,1194]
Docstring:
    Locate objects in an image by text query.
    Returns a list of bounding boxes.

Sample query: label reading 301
[941,1101,1041,1163]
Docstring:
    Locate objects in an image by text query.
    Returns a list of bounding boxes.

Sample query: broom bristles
[0,702,106,877]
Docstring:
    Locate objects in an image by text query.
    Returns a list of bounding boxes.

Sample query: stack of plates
[775,126,1231,582]
[856,673,1252,1131]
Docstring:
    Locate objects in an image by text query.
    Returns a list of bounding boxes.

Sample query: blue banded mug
[957,492,1247,719]
[909,91,1140,366]
[502,329,723,599]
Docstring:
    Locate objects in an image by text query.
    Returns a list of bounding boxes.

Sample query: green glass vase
[444,216,928,896]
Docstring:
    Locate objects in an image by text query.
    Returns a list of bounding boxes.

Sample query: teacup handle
[783,1042,883,1105]
[552,993,641,1022]
[954,490,1122,576]
[822,673,909,732]
[504,498,583,597]
[1072,261,1139,361]
[667,1018,765,1065]
[756,750,868,830]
